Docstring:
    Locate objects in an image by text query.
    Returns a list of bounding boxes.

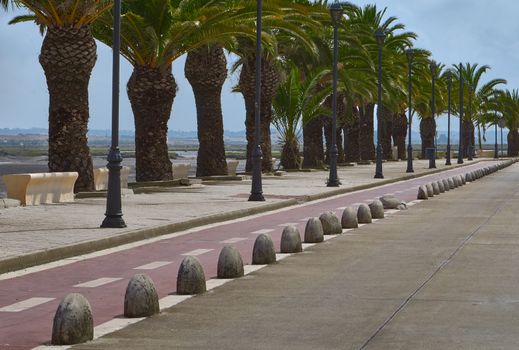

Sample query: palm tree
[272,64,330,169]
[494,89,519,156]
[2,0,112,192]
[94,0,255,181]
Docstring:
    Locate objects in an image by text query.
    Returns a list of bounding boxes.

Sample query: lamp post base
[374,143,384,178]
[494,144,499,159]
[249,145,265,202]
[101,215,126,228]
[445,145,451,165]
[406,145,414,173]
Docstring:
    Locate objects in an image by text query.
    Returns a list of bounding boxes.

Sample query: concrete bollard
[442,179,450,191]
[304,218,324,243]
[369,200,385,219]
[51,293,93,345]
[217,245,244,278]
[280,225,303,253]
[177,256,206,295]
[448,178,455,190]
[432,182,440,195]
[252,234,276,264]
[452,177,459,188]
[379,195,403,209]
[319,211,343,235]
[465,173,472,182]
[417,185,429,200]
[357,204,373,223]
[124,274,159,318]
[341,207,358,229]
[426,183,434,197]
[437,180,445,193]
[460,174,466,185]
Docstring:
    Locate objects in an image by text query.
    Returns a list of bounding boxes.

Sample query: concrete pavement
[72,161,519,350]
[0,159,486,274]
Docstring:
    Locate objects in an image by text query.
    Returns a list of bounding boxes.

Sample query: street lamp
[249,0,265,201]
[467,85,473,161]
[101,0,126,228]
[406,48,414,173]
[494,113,499,159]
[445,72,452,165]
[429,60,437,168]
[327,2,343,187]
[374,29,386,179]
[457,68,464,164]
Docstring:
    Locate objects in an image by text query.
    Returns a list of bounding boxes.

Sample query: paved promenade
[0,159,484,273]
[73,160,519,350]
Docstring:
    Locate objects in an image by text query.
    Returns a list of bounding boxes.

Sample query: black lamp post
[374,29,385,179]
[457,69,464,164]
[101,0,126,228]
[467,85,473,161]
[429,60,437,168]
[446,72,452,165]
[327,2,343,187]
[249,0,265,201]
[494,113,499,159]
[406,48,414,173]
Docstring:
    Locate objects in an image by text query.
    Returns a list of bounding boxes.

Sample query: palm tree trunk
[39,26,96,192]
[392,112,408,160]
[420,117,436,158]
[344,108,360,162]
[128,65,175,182]
[359,103,375,160]
[462,120,475,157]
[240,57,279,173]
[508,129,519,156]
[302,117,324,168]
[185,45,228,177]
[280,138,300,169]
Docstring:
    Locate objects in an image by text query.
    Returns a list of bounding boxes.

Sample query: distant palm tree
[494,89,519,156]
[2,0,112,192]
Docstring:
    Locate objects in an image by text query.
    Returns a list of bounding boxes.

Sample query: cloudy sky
[1,0,518,132]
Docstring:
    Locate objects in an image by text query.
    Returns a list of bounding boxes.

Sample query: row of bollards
[50,160,517,345]
[416,161,515,200]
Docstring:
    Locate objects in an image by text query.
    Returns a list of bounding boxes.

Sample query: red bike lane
[0,161,497,349]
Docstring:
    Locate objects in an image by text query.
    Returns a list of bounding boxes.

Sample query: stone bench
[2,172,78,206]
[172,163,191,180]
[226,160,239,176]
[93,166,130,191]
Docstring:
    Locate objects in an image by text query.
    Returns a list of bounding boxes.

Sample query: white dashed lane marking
[250,229,275,235]
[0,297,55,313]
[74,277,123,288]
[220,237,248,244]
[278,223,299,227]
[133,261,172,270]
[181,249,213,256]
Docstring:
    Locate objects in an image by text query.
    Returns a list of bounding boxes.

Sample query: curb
[0,158,501,275]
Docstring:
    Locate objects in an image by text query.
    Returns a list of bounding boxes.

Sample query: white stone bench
[172,163,191,180]
[2,172,78,206]
[93,166,130,191]
[226,160,239,176]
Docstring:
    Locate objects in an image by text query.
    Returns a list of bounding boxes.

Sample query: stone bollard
[51,293,93,345]
[447,178,455,190]
[280,225,303,253]
[341,207,358,229]
[417,185,428,200]
[442,179,450,191]
[124,274,159,318]
[369,200,385,219]
[426,183,434,197]
[319,211,343,235]
[357,204,373,223]
[432,182,440,195]
[379,195,403,209]
[304,218,324,243]
[437,180,445,193]
[217,245,244,278]
[460,174,466,185]
[177,256,206,295]
[252,234,276,264]
[452,177,459,188]
[465,172,472,183]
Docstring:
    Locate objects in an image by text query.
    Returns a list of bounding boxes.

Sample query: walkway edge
[0,160,489,275]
